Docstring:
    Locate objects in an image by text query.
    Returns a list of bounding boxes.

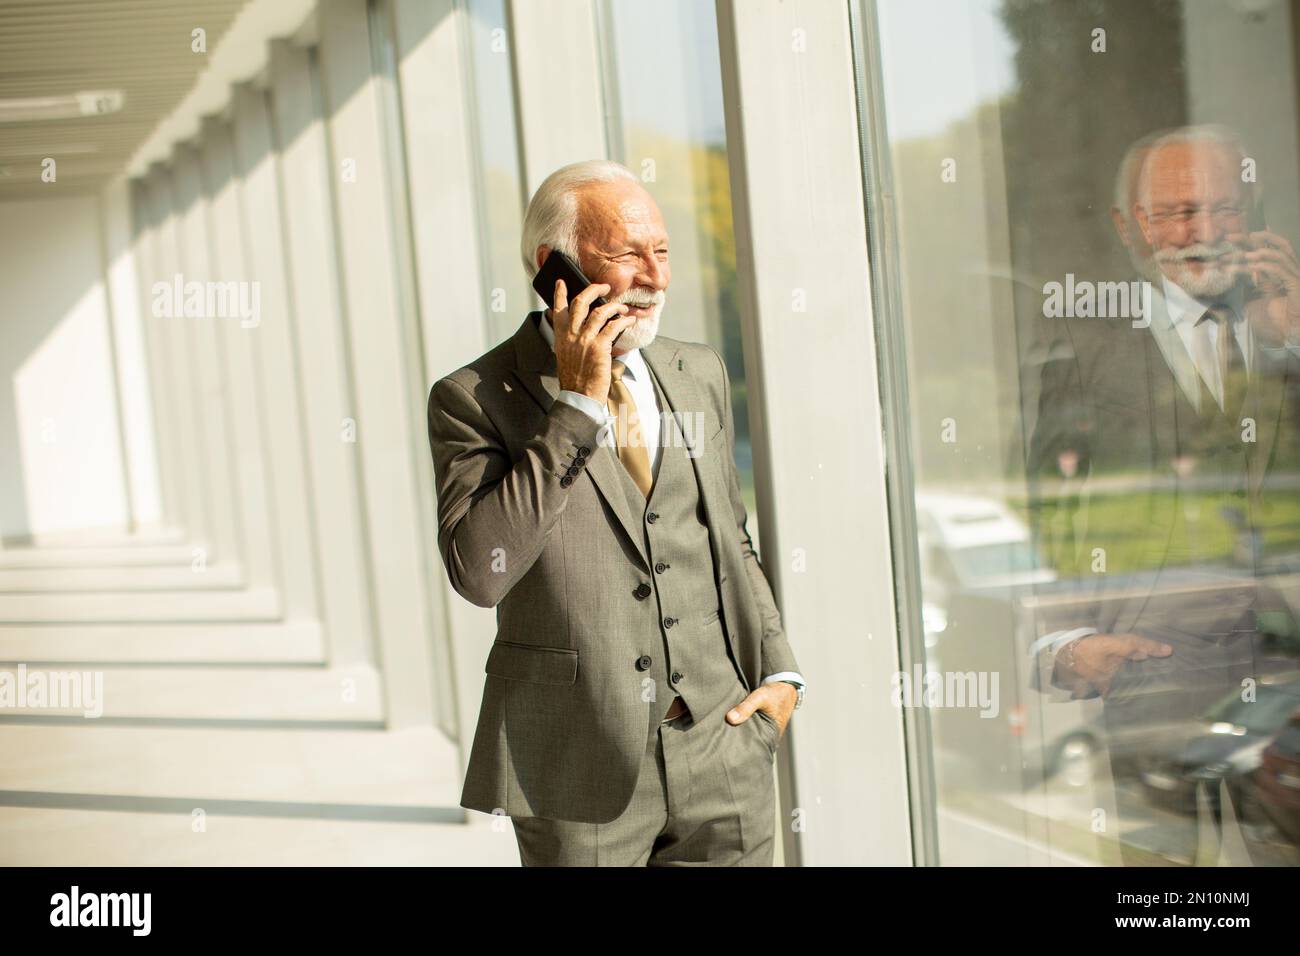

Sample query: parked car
[1116,678,1300,814]
[915,492,1056,608]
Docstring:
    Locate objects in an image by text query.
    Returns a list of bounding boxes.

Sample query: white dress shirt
[1158,276,1251,412]
[537,311,805,696]
[1149,276,1300,411]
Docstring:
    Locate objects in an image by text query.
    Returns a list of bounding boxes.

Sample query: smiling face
[1134,140,1248,298]
[538,179,670,354]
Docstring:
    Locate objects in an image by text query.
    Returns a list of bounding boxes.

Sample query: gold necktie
[607,359,652,497]
[1196,302,1247,410]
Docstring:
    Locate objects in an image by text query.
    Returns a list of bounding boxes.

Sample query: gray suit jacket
[426,312,800,822]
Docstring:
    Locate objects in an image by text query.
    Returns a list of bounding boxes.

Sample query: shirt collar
[536,310,648,382]
[1159,273,1246,329]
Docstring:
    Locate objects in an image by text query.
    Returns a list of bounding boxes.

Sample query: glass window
[599,0,757,528]
[859,0,1300,866]
[460,0,533,347]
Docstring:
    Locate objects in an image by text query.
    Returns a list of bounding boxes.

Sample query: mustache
[1155,241,1235,263]
[609,287,665,307]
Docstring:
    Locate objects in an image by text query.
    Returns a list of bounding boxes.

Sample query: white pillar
[389,0,503,750]
[145,164,213,552]
[229,86,324,622]
[317,0,438,728]
[126,177,179,532]
[266,38,374,667]
[715,0,912,865]
[505,0,607,195]
[168,144,247,571]
[194,118,279,593]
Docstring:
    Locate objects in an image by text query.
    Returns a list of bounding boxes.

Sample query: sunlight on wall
[14,283,128,536]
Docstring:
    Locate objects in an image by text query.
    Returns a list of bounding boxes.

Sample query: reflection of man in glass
[1027,125,1300,865]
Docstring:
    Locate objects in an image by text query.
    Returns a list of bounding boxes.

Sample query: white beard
[1165,261,1236,297]
[609,291,665,352]
[1156,242,1237,298]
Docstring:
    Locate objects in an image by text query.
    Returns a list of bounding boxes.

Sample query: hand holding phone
[534,251,635,403]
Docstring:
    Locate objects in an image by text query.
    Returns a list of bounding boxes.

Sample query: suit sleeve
[709,346,801,679]
[426,375,603,608]
[1023,346,1105,700]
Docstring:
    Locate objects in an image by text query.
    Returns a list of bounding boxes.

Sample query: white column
[98,177,158,530]
[194,117,279,593]
[266,38,374,667]
[229,85,324,622]
[505,0,607,195]
[715,0,912,866]
[388,0,501,750]
[146,164,212,552]
[318,0,438,728]
[127,177,181,532]
[168,144,246,571]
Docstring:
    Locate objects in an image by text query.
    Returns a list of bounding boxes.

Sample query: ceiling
[0,0,250,201]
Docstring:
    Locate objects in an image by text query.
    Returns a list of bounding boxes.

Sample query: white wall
[0,196,130,538]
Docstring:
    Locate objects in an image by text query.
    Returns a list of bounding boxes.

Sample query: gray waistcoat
[610,362,748,727]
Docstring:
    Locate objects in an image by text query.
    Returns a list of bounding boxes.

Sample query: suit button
[654,562,669,574]
[670,671,682,684]
[573,456,586,467]
[634,583,651,600]
[647,512,659,524]
[560,475,573,487]
[636,655,652,671]
[663,617,675,629]
[566,465,581,476]
[577,445,591,457]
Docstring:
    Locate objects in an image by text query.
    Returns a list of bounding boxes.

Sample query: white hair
[1113,127,1172,217]
[519,159,639,279]
[1134,124,1253,211]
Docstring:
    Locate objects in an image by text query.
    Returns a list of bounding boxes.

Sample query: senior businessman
[426,159,805,866]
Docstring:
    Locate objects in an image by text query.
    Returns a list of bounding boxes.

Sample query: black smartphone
[1247,196,1267,233]
[1242,199,1269,292]
[532,250,625,348]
